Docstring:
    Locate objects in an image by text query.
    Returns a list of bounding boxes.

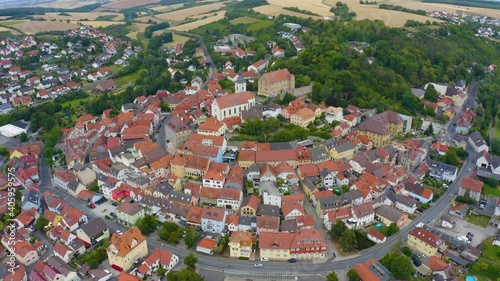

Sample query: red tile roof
[261,69,293,84]
[460,177,483,193]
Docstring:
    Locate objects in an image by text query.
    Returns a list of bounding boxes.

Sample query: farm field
[41,12,124,21]
[154,2,226,22]
[0,20,28,26]
[253,5,324,20]
[324,0,443,26]
[164,33,191,46]
[32,0,97,9]
[170,12,226,31]
[10,21,77,34]
[72,21,122,28]
[230,16,262,25]
[266,0,332,16]
[382,0,500,18]
[126,23,150,40]
[150,4,184,12]
[102,0,160,10]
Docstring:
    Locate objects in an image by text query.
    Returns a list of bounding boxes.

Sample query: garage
[0,121,29,137]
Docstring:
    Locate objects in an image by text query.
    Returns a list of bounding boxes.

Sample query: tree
[401,246,413,257]
[386,223,400,237]
[390,255,414,280]
[485,177,498,187]
[328,219,347,239]
[184,229,201,249]
[424,84,439,102]
[157,266,166,276]
[326,272,339,281]
[380,252,399,268]
[35,217,49,231]
[346,268,360,281]
[424,123,434,136]
[339,229,357,252]
[167,269,204,281]
[135,214,159,235]
[88,181,99,192]
[20,132,28,142]
[184,253,198,270]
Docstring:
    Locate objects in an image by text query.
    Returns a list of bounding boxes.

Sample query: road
[33,85,481,276]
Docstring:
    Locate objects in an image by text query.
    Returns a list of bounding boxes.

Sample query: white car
[260,258,269,262]
[254,264,264,268]
[116,230,123,235]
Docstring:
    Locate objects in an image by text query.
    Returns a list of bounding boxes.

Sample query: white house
[469,131,489,153]
[201,206,227,234]
[367,229,386,244]
[216,189,242,211]
[351,203,375,229]
[282,202,305,220]
[136,248,179,278]
[476,151,500,176]
[259,181,281,207]
[211,92,255,121]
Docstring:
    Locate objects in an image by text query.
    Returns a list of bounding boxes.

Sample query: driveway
[474,196,498,217]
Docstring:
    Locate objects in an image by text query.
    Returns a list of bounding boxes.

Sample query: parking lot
[90,200,118,220]
[474,196,498,217]
[0,134,20,149]
[431,216,498,247]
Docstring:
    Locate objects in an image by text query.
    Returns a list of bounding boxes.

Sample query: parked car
[110,212,116,218]
[112,202,118,207]
[260,258,269,262]
[254,264,263,268]
[116,230,122,235]
[467,232,474,237]
[88,203,95,208]
[287,259,297,263]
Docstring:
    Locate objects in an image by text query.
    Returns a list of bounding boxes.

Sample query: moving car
[260,258,269,262]
[254,264,264,268]
[287,259,297,263]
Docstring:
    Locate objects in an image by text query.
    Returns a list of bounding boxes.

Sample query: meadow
[170,12,226,31]
[154,2,226,22]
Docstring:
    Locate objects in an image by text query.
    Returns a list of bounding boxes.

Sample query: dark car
[287,259,297,263]
[467,232,474,237]
[112,202,118,207]
[109,212,116,218]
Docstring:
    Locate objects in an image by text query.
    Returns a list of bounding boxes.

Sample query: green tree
[339,229,357,252]
[485,177,498,187]
[328,219,347,239]
[390,255,414,280]
[380,252,399,268]
[135,214,159,235]
[401,246,413,257]
[35,217,49,231]
[346,268,360,281]
[326,272,339,281]
[88,181,99,192]
[184,229,201,249]
[442,149,459,166]
[20,132,28,142]
[184,253,198,270]
[157,266,166,276]
[424,123,434,136]
[386,223,400,237]
[167,269,204,281]
[424,84,439,102]
[0,146,9,157]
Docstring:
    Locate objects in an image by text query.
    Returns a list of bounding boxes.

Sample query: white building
[211,92,255,121]
[259,181,281,207]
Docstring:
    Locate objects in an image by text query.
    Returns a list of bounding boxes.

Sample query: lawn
[229,16,261,25]
[482,182,500,196]
[61,97,91,108]
[466,214,491,228]
[468,237,500,280]
[108,65,124,74]
[191,21,228,35]
[247,20,274,32]
[115,73,139,86]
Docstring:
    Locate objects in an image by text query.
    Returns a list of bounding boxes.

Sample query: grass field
[126,23,150,40]
[191,21,228,34]
[467,214,491,228]
[247,20,274,31]
[27,0,97,9]
[0,20,27,26]
[469,237,500,280]
[482,181,500,196]
[41,12,124,22]
[170,12,226,31]
[150,4,184,12]
[253,5,324,20]
[115,73,139,86]
[154,2,226,22]
[11,21,77,34]
[73,21,121,27]
[62,97,91,107]
[230,16,261,25]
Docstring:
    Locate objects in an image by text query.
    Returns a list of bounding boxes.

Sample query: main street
[34,85,481,276]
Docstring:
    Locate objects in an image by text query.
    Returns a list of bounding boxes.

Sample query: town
[0,1,500,281]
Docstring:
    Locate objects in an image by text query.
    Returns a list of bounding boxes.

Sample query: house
[75,217,109,248]
[216,189,242,210]
[256,216,280,233]
[476,151,500,177]
[281,202,305,220]
[392,193,417,214]
[449,204,469,219]
[289,229,327,260]
[95,79,117,92]
[197,116,226,136]
[352,203,375,229]
[53,170,78,192]
[43,256,80,281]
[258,69,295,97]
[408,227,445,256]
[458,177,483,202]
[357,111,403,148]
[53,242,74,263]
[240,195,260,217]
[404,182,434,203]
[291,108,315,128]
[375,205,408,227]
[211,92,256,121]
[367,229,387,244]
[323,208,352,230]
[330,142,355,160]
[439,215,455,229]
[229,231,255,258]
[272,47,285,58]
[201,206,227,233]
[259,181,281,207]
[469,131,488,153]
[136,248,179,278]
[107,227,148,272]
[248,59,268,73]
[353,259,392,281]
[196,237,217,255]
[116,203,145,227]
[258,232,294,260]
[165,115,191,148]
[0,236,38,266]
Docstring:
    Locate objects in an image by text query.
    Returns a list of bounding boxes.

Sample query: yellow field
[41,12,124,21]
[126,23,150,40]
[266,0,332,16]
[324,0,444,27]
[164,33,191,46]
[170,13,226,31]
[11,21,77,34]
[102,0,160,10]
[150,4,184,12]
[382,0,500,18]
[73,21,122,27]
[154,2,226,22]
[192,11,225,20]
[254,5,324,20]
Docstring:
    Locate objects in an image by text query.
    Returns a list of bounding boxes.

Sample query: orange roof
[109,227,146,257]
[214,92,254,109]
[261,69,293,84]
[281,193,304,204]
[460,177,483,193]
[230,231,254,247]
[409,227,444,248]
[354,259,381,281]
[118,272,142,281]
[367,229,386,241]
[186,206,203,224]
[258,232,295,249]
[238,150,256,162]
[293,107,315,119]
[198,116,224,132]
[281,202,305,216]
[197,237,218,249]
[242,195,260,210]
[427,256,449,271]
